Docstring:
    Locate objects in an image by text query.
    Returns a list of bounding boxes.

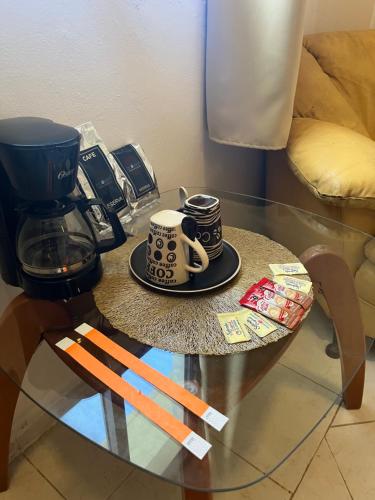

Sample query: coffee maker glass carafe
[17,198,124,279]
[17,202,95,277]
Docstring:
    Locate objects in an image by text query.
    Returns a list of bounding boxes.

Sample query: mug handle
[180,234,209,273]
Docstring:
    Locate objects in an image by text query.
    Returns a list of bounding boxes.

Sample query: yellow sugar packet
[237,309,277,338]
[217,312,251,344]
[273,275,312,294]
[269,262,308,276]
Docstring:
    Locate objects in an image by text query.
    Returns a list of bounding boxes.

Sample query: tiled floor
[1,306,375,499]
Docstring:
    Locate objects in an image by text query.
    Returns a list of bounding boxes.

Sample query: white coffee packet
[75,122,132,231]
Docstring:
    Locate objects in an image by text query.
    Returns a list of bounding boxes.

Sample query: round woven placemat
[94,227,312,355]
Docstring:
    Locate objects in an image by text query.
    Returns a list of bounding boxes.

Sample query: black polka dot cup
[145,210,209,286]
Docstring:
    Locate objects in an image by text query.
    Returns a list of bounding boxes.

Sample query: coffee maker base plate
[20,257,103,300]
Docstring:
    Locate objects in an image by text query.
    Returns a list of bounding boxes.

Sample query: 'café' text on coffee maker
[0,117,126,299]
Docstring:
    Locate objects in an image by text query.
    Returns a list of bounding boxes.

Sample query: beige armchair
[266,30,375,338]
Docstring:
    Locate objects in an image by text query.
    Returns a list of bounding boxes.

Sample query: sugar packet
[236,309,278,338]
[217,312,251,344]
[269,262,308,276]
[217,309,278,344]
[273,275,312,295]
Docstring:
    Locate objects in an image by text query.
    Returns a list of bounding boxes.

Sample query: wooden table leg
[0,370,21,492]
[183,489,213,500]
[300,245,366,409]
[0,294,72,492]
[182,356,213,500]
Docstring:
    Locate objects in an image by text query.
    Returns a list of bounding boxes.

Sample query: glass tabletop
[0,187,373,493]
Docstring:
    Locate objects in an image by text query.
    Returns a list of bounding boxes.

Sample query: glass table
[0,188,373,499]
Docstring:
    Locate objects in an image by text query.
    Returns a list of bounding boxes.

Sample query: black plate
[129,240,241,294]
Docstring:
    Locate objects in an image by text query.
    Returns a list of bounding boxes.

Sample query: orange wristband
[75,323,228,431]
[56,338,211,460]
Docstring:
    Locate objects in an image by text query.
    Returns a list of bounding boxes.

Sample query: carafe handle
[79,198,127,254]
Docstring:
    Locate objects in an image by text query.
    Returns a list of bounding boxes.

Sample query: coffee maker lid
[0,117,80,149]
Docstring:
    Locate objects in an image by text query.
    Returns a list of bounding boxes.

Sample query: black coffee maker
[0,117,126,299]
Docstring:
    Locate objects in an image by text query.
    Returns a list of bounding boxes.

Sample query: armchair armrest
[286,118,375,209]
[365,239,375,265]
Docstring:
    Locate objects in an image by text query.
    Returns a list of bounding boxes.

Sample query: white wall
[0,0,263,195]
[304,0,375,33]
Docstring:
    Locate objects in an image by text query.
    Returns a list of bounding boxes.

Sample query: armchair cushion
[294,47,368,137]
[303,31,375,139]
[287,118,375,209]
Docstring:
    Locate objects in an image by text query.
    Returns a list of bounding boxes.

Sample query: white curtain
[206,0,307,150]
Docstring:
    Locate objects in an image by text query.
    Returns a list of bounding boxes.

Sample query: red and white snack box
[258,277,313,310]
[239,287,303,330]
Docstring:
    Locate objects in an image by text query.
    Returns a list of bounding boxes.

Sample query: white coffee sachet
[75,122,132,231]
